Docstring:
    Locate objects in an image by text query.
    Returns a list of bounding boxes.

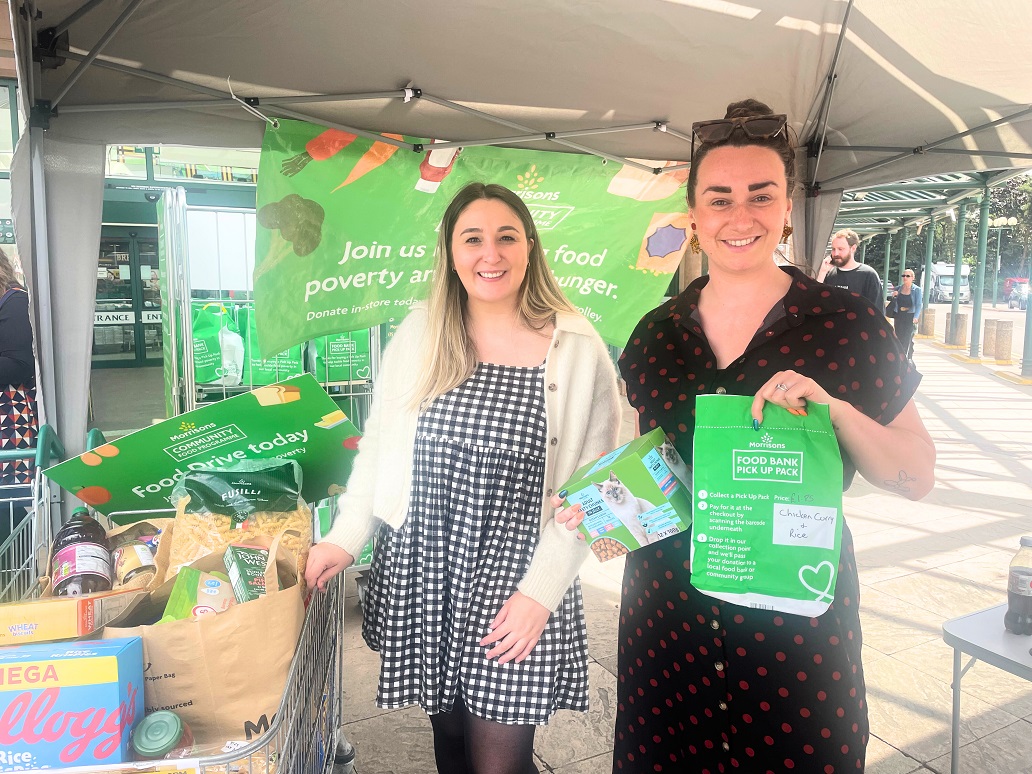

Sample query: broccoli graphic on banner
[258,194,325,257]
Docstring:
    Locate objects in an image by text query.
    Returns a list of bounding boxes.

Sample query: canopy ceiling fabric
[18,0,1032,190]
[10,0,1032,461]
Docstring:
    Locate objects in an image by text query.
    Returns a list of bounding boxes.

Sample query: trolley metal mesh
[189,571,346,774]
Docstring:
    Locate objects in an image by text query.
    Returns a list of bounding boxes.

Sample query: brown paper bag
[104,533,304,746]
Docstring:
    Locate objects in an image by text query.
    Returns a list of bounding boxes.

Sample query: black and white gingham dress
[362,362,589,725]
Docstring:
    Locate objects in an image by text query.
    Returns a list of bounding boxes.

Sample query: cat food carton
[0,637,144,770]
[560,427,692,562]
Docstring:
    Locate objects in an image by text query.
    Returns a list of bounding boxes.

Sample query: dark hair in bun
[686,98,798,207]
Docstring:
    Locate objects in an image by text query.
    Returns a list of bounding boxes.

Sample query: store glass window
[153,146,259,184]
[106,146,149,179]
[0,84,15,173]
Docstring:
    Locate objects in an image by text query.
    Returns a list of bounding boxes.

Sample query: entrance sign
[254,120,689,356]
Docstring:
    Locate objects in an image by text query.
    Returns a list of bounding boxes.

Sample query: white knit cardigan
[321,303,622,610]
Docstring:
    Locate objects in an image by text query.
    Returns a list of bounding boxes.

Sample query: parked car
[928,262,970,303]
[1008,278,1029,310]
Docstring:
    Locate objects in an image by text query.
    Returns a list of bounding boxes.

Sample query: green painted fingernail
[753,419,760,431]
[557,489,568,499]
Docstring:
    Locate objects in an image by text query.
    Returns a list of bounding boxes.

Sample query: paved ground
[338,335,1032,774]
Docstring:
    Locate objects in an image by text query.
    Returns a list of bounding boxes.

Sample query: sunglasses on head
[691,114,788,160]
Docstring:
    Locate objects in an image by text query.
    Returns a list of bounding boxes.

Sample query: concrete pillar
[996,320,1014,364]
[953,313,969,347]
[919,306,935,337]
[983,318,997,359]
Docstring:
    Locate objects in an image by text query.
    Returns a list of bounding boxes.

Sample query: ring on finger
[775,383,790,392]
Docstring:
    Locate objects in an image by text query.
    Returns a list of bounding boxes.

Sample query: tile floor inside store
[88,365,165,437]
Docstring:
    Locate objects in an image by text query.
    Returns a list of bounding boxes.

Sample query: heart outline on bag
[799,560,835,603]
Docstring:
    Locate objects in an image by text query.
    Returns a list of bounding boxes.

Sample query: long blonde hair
[411,182,576,409]
[0,250,19,292]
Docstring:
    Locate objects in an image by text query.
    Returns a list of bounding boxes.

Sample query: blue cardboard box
[0,637,144,770]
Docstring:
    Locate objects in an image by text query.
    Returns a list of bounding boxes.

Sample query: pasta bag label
[691,395,844,617]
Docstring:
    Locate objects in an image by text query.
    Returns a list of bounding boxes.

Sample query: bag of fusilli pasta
[166,459,312,583]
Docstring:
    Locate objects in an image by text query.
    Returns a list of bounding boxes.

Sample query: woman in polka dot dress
[562,99,936,773]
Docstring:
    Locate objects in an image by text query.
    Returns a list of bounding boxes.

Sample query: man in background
[818,228,884,305]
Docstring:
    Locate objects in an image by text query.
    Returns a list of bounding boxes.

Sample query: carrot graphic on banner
[331,134,404,191]
[280,129,359,176]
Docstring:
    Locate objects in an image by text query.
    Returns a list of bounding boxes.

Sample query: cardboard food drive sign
[253,119,690,357]
[46,375,361,522]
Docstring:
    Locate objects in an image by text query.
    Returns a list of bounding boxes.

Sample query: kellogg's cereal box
[0,637,144,770]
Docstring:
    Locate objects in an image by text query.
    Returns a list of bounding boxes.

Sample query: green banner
[46,374,360,522]
[254,120,689,356]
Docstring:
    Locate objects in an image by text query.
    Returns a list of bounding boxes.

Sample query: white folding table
[941,604,1032,774]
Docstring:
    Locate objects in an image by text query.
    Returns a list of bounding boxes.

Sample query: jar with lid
[132,710,195,760]
[50,507,112,597]
[111,529,157,588]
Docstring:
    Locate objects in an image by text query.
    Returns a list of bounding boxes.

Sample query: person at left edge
[305,182,622,774]
[0,249,38,508]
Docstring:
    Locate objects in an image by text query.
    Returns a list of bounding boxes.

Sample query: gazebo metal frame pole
[969,192,990,359]
[882,232,893,300]
[921,212,936,325]
[948,204,968,343]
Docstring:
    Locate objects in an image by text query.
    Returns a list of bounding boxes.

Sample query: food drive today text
[131,430,308,499]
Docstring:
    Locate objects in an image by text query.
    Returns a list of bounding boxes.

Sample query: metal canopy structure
[833,170,1029,240]
[10,0,1032,460]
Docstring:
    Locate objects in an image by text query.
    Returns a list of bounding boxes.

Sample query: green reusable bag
[306,330,372,383]
[191,302,244,386]
[691,394,844,617]
[238,305,304,385]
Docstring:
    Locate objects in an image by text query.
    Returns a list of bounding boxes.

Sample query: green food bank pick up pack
[562,427,692,562]
[691,395,844,617]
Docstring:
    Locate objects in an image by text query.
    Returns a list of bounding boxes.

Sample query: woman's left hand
[480,591,551,664]
[751,370,835,425]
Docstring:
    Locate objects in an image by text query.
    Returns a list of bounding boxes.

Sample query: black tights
[428,696,539,774]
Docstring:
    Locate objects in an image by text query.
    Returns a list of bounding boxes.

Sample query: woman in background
[0,250,37,486]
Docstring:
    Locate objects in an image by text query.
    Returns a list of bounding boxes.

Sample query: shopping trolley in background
[0,424,64,603]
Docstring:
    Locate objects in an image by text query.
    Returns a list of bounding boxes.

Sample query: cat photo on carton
[593,473,657,547]
[560,428,693,562]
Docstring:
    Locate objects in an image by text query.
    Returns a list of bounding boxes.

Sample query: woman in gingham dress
[307,183,622,774]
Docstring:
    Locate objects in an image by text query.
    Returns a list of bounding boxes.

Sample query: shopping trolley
[0,424,64,603]
[11,427,356,773]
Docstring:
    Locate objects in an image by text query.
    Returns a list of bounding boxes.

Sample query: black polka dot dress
[362,362,590,725]
[612,266,920,773]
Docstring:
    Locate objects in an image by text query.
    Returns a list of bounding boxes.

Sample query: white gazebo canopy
[11,0,1032,456]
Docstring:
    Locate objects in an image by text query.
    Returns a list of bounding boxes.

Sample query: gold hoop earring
[781,224,793,241]
[689,232,702,254]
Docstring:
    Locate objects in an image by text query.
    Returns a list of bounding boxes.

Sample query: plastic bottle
[132,711,195,760]
[1005,536,1032,635]
[218,325,245,386]
[51,508,112,597]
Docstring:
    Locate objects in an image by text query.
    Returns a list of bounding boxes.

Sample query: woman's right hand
[549,493,585,540]
[305,543,355,591]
